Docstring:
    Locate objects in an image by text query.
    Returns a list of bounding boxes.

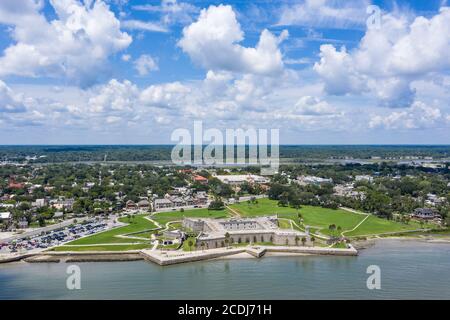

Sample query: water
[1,240,449,299]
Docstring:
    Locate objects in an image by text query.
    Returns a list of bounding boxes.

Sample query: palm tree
[311,236,316,247]
[225,232,231,247]
[295,236,300,246]
[301,237,307,246]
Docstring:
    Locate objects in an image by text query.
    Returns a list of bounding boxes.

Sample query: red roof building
[193,175,208,185]
[8,178,24,190]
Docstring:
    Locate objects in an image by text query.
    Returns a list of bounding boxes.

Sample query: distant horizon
[1,144,450,148]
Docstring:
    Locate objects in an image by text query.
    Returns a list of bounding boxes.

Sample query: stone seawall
[265,245,358,256]
[140,245,357,266]
[0,245,357,265]
[141,248,247,266]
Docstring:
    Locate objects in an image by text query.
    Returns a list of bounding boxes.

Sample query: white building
[214,174,270,186]
[296,175,333,186]
[0,212,11,221]
[355,175,373,183]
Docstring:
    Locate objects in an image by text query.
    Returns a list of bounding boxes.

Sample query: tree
[301,237,307,246]
[200,242,205,251]
[188,240,194,251]
[208,199,224,210]
[311,236,316,246]
[224,232,231,247]
[295,236,300,246]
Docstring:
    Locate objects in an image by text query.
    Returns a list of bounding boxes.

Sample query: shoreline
[2,235,450,266]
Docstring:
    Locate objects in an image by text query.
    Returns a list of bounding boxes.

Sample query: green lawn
[230,198,300,218]
[152,208,230,225]
[278,219,292,229]
[345,216,424,237]
[51,244,150,251]
[182,236,197,251]
[66,214,157,245]
[231,199,366,234]
[230,198,427,237]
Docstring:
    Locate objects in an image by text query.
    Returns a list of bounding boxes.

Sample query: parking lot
[0,219,113,254]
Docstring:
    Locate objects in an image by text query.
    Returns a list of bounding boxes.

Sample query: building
[137,199,150,210]
[425,193,447,207]
[354,175,374,183]
[183,216,308,249]
[214,174,270,186]
[8,178,24,189]
[18,218,29,229]
[296,175,333,186]
[51,198,74,210]
[411,208,441,220]
[125,200,137,210]
[333,183,365,199]
[32,198,47,208]
[153,198,173,210]
[193,175,208,185]
[0,211,11,221]
[54,211,64,219]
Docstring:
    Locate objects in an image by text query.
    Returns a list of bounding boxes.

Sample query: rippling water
[1,240,449,299]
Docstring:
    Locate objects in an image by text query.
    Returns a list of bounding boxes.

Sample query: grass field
[230,198,426,237]
[182,236,196,251]
[278,219,292,229]
[66,214,157,245]
[51,244,150,251]
[344,216,423,237]
[230,198,366,233]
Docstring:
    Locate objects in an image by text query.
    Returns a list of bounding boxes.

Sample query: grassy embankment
[229,198,427,237]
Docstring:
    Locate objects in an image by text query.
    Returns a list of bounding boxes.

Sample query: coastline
[3,235,450,266]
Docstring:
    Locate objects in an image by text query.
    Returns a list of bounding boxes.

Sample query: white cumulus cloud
[178,4,288,76]
[314,8,450,108]
[133,54,159,76]
[0,0,132,87]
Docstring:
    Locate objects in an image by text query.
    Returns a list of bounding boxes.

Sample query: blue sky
[0,0,449,144]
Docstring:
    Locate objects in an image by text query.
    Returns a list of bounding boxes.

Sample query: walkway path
[225,205,241,218]
[341,214,370,237]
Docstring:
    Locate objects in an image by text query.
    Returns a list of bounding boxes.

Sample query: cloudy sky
[0,0,449,144]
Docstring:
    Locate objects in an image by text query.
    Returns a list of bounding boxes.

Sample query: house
[54,211,64,219]
[425,193,447,206]
[0,212,11,221]
[137,199,150,210]
[154,198,173,210]
[333,183,365,200]
[51,198,74,210]
[8,178,24,189]
[32,198,47,208]
[193,175,208,185]
[172,197,185,207]
[18,218,28,229]
[126,200,137,210]
[411,208,441,220]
